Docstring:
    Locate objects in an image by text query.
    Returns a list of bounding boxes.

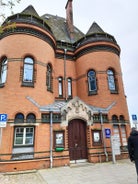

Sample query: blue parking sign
[105,128,111,138]
[132,114,137,121]
[0,114,7,127]
[0,114,7,122]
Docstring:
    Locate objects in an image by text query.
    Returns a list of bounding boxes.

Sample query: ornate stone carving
[61,97,93,127]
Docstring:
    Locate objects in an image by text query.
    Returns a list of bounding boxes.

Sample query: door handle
[75,143,78,147]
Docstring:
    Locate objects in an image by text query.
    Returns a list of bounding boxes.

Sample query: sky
[1,0,138,124]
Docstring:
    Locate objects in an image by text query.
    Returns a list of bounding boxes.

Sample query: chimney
[65,0,74,41]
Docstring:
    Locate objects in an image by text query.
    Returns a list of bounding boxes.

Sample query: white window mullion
[23,128,26,145]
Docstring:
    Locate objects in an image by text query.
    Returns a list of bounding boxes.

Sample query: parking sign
[105,128,111,138]
[0,114,7,127]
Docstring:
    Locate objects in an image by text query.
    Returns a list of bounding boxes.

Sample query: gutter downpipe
[50,109,53,168]
[100,111,108,162]
[64,48,67,101]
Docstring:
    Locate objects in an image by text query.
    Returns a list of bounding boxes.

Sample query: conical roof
[21,5,39,17]
[86,22,104,35]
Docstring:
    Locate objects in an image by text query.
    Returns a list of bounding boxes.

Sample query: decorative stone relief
[61,97,93,127]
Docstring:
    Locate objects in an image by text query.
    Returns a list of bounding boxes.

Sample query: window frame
[14,126,34,147]
[46,64,52,92]
[0,57,8,86]
[22,57,34,87]
[92,130,102,146]
[15,113,24,123]
[53,131,65,148]
[87,70,97,95]
[58,77,63,98]
[67,77,72,98]
[107,69,118,93]
[26,113,36,123]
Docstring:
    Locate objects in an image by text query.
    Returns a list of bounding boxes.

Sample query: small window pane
[58,77,63,96]
[23,57,34,82]
[107,69,115,90]
[88,70,97,91]
[15,113,24,123]
[0,58,8,84]
[26,113,36,123]
[68,78,72,97]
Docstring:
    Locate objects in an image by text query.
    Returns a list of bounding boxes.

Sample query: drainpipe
[64,48,67,101]
[99,111,108,162]
[50,109,53,168]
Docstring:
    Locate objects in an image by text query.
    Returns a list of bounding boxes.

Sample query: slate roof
[86,22,105,35]
[21,5,39,17]
[41,14,84,43]
[1,5,118,48]
[19,5,115,44]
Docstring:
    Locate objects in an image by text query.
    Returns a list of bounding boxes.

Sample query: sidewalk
[0,159,136,184]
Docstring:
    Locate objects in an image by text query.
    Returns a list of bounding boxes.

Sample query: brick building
[0,0,130,172]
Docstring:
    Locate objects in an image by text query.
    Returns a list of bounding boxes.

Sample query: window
[23,57,34,83]
[46,64,52,91]
[88,70,97,95]
[54,131,64,148]
[92,130,102,146]
[58,77,63,97]
[26,113,36,123]
[119,115,125,123]
[0,57,8,84]
[15,113,24,123]
[107,69,117,92]
[113,125,121,146]
[112,115,119,123]
[14,127,34,146]
[67,78,72,98]
[120,125,127,146]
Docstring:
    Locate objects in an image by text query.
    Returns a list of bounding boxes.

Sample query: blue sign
[105,128,111,138]
[0,114,7,122]
[132,114,137,121]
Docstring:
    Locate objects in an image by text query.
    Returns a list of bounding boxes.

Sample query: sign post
[0,114,7,147]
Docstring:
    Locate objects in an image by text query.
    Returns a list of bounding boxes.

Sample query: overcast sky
[2,0,138,124]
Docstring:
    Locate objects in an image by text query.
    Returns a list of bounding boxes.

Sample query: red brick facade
[0,2,130,172]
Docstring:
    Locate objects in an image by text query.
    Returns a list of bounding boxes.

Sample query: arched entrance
[68,119,88,161]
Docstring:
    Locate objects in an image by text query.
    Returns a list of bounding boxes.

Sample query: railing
[2,13,52,34]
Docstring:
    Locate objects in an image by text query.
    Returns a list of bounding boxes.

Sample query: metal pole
[64,48,67,101]
[100,111,108,162]
[0,128,2,147]
[110,136,116,164]
[50,110,53,168]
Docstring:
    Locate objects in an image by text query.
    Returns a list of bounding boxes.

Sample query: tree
[0,0,21,24]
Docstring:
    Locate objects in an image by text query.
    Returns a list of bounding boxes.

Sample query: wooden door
[68,119,87,161]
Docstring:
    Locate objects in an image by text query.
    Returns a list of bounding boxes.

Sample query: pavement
[0,159,137,184]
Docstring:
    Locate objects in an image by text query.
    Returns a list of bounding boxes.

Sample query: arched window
[26,113,36,123]
[119,115,125,123]
[112,115,119,123]
[15,113,24,123]
[67,78,72,98]
[0,57,8,84]
[88,70,97,94]
[58,77,63,97]
[107,69,116,91]
[46,64,52,91]
[23,57,34,83]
